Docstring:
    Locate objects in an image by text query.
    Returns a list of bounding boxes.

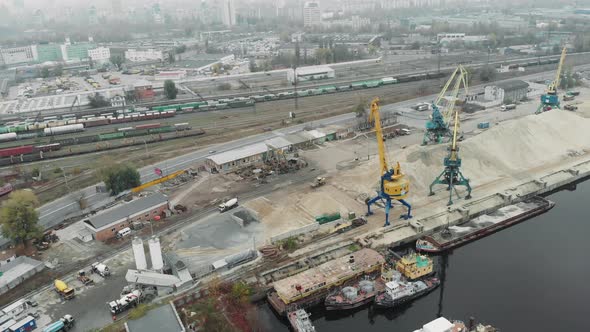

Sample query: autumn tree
[0,190,42,246]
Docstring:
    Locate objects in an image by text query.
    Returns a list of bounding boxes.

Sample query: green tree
[53,64,63,77]
[110,55,124,69]
[230,282,251,304]
[479,65,496,82]
[354,98,367,117]
[40,67,50,78]
[88,93,111,108]
[164,80,178,99]
[0,190,42,246]
[100,163,141,196]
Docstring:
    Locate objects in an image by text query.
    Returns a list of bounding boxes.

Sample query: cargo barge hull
[416,196,555,253]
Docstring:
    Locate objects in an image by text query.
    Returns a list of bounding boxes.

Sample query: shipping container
[8,315,36,332]
[0,145,34,157]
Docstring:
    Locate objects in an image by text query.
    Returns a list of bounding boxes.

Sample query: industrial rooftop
[83,193,168,230]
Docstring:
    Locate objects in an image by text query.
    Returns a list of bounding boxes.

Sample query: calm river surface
[258,180,590,331]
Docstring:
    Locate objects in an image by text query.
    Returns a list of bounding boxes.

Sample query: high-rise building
[221,0,236,27]
[303,1,321,27]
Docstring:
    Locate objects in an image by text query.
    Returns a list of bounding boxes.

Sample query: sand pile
[337,111,590,199]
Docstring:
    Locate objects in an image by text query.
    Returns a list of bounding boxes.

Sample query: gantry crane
[536,47,567,114]
[422,65,469,145]
[429,101,472,206]
[365,98,412,226]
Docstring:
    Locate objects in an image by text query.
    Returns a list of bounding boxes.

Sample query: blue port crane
[536,47,567,114]
[422,65,469,145]
[365,98,412,226]
[429,87,472,205]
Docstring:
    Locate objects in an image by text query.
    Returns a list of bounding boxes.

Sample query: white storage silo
[132,237,147,270]
[148,236,164,271]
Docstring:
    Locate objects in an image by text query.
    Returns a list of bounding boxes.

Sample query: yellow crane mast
[365,98,412,226]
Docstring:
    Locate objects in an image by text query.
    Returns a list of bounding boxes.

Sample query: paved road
[1,64,587,247]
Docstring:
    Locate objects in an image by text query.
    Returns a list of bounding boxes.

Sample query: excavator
[365,98,412,226]
[536,46,567,114]
[422,65,469,145]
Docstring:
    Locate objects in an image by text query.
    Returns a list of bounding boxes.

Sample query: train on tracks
[0,56,560,141]
[0,122,194,159]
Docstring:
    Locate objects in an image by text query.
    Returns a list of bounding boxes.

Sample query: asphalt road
[1,64,587,248]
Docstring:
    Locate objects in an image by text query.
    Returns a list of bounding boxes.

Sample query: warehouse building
[125,302,185,332]
[206,127,345,173]
[83,193,170,241]
[0,257,44,295]
[484,80,529,103]
[287,65,335,83]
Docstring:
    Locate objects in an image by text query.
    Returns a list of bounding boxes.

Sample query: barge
[267,248,385,316]
[416,196,555,253]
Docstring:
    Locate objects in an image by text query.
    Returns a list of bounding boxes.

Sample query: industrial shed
[484,80,530,103]
[205,142,269,173]
[287,66,335,83]
[125,302,185,332]
[0,257,44,295]
[83,193,169,241]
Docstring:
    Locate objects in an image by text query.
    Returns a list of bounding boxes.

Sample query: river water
[258,180,590,331]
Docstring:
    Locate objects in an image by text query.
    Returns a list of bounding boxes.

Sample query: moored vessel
[324,278,384,310]
[374,273,439,307]
[416,196,555,253]
[394,252,434,280]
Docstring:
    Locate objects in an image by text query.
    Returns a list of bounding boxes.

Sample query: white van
[116,227,131,238]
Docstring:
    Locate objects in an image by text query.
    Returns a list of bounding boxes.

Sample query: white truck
[91,262,111,277]
[108,290,141,315]
[414,102,431,112]
[500,104,516,111]
[218,198,238,212]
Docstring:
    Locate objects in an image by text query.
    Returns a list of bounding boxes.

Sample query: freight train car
[43,124,84,136]
[0,146,34,157]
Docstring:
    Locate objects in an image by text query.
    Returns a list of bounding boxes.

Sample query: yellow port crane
[131,169,187,193]
[537,47,567,114]
[422,65,469,145]
[365,98,412,226]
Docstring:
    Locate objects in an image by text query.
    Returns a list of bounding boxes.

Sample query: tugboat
[324,278,382,310]
[374,270,439,307]
[395,252,434,280]
[287,309,316,332]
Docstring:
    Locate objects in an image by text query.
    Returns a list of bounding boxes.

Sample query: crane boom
[369,98,388,175]
[547,47,567,94]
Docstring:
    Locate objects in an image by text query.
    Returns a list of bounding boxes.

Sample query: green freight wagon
[98,132,125,140]
[148,126,175,134]
[315,213,341,225]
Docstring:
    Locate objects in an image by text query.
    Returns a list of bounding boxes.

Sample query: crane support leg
[366,195,382,217]
[399,199,412,220]
[429,167,472,206]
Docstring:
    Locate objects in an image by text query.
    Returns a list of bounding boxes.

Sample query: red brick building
[133,79,155,101]
[83,193,169,242]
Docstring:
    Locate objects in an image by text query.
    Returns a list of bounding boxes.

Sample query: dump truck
[219,198,238,212]
[108,290,141,315]
[43,315,74,332]
[311,177,326,188]
[77,270,94,285]
[54,280,75,300]
[91,262,111,277]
